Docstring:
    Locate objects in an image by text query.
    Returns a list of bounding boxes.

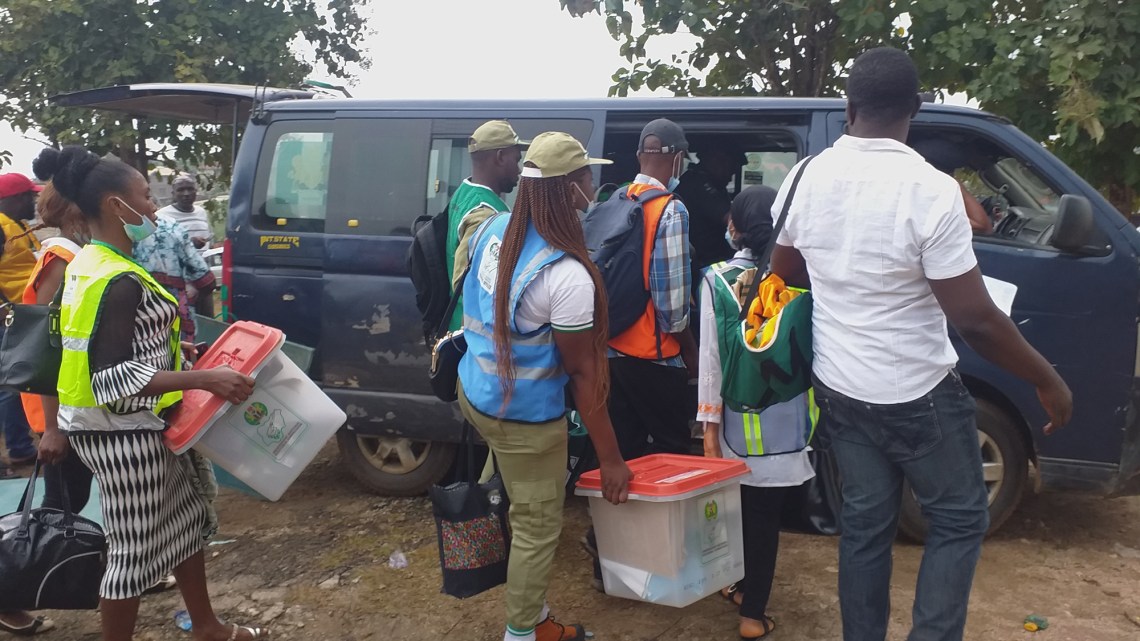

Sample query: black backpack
[582,186,670,338]
[407,207,452,347]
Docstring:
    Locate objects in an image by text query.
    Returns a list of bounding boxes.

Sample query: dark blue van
[54,84,1140,536]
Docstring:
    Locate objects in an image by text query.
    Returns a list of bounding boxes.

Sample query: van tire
[896,399,1028,543]
[336,428,457,496]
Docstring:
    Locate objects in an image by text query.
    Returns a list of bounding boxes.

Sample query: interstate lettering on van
[260,235,300,250]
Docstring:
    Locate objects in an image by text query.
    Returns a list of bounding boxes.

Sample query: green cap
[521,132,612,178]
[468,120,530,153]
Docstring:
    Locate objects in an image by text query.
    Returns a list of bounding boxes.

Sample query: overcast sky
[0,0,694,173]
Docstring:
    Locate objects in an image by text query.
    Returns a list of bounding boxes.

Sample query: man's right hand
[599,456,632,505]
[1037,376,1073,435]
[200,366,255,405]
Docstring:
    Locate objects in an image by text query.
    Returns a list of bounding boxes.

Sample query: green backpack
[714,156,815,413]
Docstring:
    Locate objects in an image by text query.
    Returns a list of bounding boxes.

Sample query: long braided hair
[492,165,610,409]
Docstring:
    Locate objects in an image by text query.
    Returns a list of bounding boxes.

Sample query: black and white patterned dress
[62,272,209,600]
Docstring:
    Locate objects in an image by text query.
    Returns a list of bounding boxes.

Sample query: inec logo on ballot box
[704,498,719,522]
[244,402,269,426]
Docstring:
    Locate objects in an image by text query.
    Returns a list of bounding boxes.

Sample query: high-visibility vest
[58,242,181,412]
[0,212,40,302]
[20,239,79,432]
[707,260,818,456]
[607,183,681,360]
[458,214,569,423]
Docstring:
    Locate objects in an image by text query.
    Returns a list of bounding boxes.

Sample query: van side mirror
[1049,194,1094,254]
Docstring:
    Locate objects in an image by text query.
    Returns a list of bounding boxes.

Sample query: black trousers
[739,484,790,620]
[607,357,691,460]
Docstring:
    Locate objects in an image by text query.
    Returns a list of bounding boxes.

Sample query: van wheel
[336,428,457,496]
[897,399,1028,543]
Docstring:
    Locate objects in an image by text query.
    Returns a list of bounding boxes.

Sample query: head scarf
[729,184,778,256]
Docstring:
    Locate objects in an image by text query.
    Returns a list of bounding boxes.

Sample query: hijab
[729,184,778,257]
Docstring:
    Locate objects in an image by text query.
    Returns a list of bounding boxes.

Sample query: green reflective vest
[708,260,814,413]
[707,261,818,457]
[58,242,182,412]
[446,180,509,331]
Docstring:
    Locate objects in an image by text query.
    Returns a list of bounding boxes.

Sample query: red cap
[0,174,43,199]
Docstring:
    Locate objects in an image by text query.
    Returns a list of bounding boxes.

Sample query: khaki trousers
[458,382,567,632]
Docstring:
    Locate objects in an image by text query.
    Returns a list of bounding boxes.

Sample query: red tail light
[221,238,233,321]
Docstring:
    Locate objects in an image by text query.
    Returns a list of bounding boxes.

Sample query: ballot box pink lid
[576,454,748,501]
[164,321,284,454]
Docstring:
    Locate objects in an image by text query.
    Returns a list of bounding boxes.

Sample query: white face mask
[571,182,593,215]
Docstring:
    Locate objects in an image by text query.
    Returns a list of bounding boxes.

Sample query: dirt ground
[19,442,1140,641]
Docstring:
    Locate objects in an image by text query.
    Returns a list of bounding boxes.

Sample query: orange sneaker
[534,616,587,641]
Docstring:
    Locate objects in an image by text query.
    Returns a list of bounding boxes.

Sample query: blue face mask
[114,198,157,243]
[667,176,681,192]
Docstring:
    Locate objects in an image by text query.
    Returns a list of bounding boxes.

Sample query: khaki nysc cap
[468,120,530,153]
[520,132,612,178]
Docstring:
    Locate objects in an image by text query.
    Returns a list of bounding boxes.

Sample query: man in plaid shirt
[605,119,698,459]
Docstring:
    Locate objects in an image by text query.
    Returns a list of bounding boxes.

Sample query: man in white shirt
[772,47,1072,641]
[156,174,212,250]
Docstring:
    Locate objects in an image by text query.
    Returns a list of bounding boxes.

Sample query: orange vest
[608,183,681,360]
[20,241,77,433]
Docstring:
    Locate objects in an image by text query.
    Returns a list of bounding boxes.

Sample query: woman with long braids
[34,145,265,641]
[457,132,632,641]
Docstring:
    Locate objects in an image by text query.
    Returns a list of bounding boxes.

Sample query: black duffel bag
[0,463,106,610]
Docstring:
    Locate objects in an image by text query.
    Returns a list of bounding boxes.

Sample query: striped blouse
[88,273,179,414]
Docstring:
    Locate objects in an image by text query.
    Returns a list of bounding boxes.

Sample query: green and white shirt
[446,179,510,331]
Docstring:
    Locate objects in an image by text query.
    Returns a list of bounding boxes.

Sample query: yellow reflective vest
[58,242,181,411]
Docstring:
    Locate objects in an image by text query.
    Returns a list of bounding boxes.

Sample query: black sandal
[740,615,775,640]
[0,615,56,636]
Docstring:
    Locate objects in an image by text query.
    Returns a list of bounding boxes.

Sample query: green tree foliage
[909,0,1140,214]
[0,0,369,177]
[561,0,904,97]
[561,0,1139,213]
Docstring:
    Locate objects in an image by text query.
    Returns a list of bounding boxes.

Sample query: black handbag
[0,287,63,395]
[780,446,843,536]
[429,424,511,598]
[0,462,106,610]
[428,259,470,402]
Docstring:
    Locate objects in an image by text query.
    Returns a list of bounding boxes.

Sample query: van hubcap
[979,431,1003,504]
[356,436,431,474]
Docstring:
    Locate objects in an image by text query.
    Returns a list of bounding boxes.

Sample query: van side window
[254,124,334,233]
[331,119,432,237]
[426,119,596,214]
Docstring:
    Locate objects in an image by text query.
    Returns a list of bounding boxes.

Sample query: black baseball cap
[637,119,689,154]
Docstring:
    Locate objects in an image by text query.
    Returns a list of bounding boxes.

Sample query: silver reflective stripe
[62,336,89,351]
[463,315,552,346]
[473,355,563,381]
[508,246,562,303]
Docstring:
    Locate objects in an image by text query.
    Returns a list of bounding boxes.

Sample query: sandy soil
[17,443,1140,641]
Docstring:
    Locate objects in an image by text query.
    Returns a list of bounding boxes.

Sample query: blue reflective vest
[459,214,569,422]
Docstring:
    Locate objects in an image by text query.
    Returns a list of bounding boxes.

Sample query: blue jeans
[814,371,989,641]
[0,325,36,461]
